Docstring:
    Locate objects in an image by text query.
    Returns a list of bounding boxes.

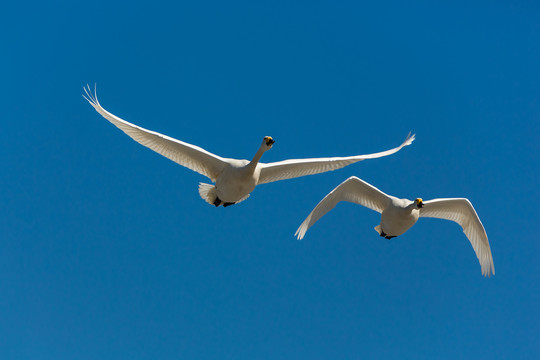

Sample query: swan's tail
[374,225,382,235]
[198,183,218,205]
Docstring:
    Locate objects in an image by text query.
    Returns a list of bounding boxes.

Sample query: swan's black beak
[265,137,275,146]
[418,203,424,208]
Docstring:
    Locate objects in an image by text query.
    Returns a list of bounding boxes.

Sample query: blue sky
[2,0,539,358]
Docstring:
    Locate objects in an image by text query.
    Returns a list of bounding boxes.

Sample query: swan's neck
[246,146,266,172]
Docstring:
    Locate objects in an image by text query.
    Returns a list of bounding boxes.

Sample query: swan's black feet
[213,196,235,207]
[380,230,396,240]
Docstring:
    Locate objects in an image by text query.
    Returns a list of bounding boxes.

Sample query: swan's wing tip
[482,263,495,277]
[82,83,99,107]
[294,221,309,240]
[404,132,416,146]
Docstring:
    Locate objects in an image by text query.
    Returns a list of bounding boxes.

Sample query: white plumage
[83,85,415,207]
[295,176,495,277]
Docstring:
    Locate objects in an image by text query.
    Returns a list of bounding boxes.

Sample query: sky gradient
[2,1,540,359]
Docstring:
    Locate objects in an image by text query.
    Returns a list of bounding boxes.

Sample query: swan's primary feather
[83,85,227,182]
[258,133,415,185]
[420,198,494,277]
[295,176,391,240]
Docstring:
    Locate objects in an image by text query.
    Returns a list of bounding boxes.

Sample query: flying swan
[295,176,494,277]
[83,85,415,207]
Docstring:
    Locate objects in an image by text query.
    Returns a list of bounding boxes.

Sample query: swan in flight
[83,85,415,207]
[295,176,494,277]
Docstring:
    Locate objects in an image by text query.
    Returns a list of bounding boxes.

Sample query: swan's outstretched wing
[420,198,494,277]
[295,176,391,240]
[83,85,227,182]
[258,133,415,185]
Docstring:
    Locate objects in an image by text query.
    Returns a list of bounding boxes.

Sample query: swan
[83,85,415,207]
[295,176,494,277]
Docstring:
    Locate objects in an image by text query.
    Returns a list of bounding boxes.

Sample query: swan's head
[415,198,424,208]
[263,136,275,149]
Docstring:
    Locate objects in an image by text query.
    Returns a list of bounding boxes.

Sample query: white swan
[83,85,415,207]
[295,176,494,277]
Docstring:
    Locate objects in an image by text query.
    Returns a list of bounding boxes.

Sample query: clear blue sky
[2,1,539,359]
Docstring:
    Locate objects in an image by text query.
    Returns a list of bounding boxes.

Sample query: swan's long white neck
[246,144,267,172]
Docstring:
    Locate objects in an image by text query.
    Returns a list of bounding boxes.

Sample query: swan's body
[211,157,261,205]
[295,176,494,277]
[375,197,421,238]
[83,85,415,206]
